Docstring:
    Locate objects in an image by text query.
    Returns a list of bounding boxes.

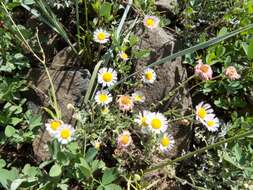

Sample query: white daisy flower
[93,28,110,44]
[95,90,112,106]
[203,114,219,132]
[134,110,150,133]
[142,68,157,84]
[56,124,75,144]
[118,51,129,61]
[97,67,117,87]
[146,112,168,134]
[143,15,160,29]
[195,101,213,122]
[45,119,63,137]
[132,91,145,103]
[159,133,175,154]
[117,130,132,148]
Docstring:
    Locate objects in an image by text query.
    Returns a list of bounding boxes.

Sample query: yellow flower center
[98,94,108,102]
[60,128,71,139]
[120,96,131,105]
[120,135,129,145]
[135,95,142,102]
[50,120,61,131]
[121,52,128,60]
[200,65,209,73]
[141,117,148,127]
[151,118,161,129]
[197,107,207,119]
[97,32,106,41]
[102,72,113,82]
[146,18,155,27]
[101,107,109,114]
[207,120,215,127]
[145,72,153,81]
[161,136,170,147]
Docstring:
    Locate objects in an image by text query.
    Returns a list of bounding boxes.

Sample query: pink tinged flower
[143,15,160,29]
[194,62,213,80]
[117,95,134,112]
[224,66,240,80]
[117,130,132,148]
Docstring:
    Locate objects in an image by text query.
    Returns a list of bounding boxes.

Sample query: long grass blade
[113,23,253,88]
[84,60,103,104]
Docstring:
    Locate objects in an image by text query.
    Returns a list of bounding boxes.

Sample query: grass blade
[113,23,253,88]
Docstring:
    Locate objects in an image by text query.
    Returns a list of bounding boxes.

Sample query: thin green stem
[155,75,195,109]
[144,129,253,174]
[173,175,208,190]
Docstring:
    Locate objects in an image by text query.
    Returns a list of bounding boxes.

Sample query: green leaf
[10,179,27,190]
[22,164,41,177]
[0,159,6,168]
[0,168,19,189]
[5,126,16,137]
[104,184,122,190]
[85,148,97,163]
[102,168,118,185]
[99,2,112,18]
[247,40,253,59]
[133,49,150,59]
[49,164,62,177]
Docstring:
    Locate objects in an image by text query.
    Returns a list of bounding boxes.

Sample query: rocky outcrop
[134,27,192,158]
[26,47,90,161]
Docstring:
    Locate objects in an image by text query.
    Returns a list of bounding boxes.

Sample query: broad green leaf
[99,2,112,18]
[104,184,122,190]
[102,168,118,185]
[85,148,97,163]
[10,179,27,190]
[49,164,62,177]
[0,159,6,168]
[5,126,16,137]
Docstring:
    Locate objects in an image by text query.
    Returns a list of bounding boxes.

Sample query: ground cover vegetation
[0,0,253,189]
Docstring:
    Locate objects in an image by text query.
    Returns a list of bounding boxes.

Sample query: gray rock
[134,27,192,158]
[155,0,178,12]
[26,48,90,162]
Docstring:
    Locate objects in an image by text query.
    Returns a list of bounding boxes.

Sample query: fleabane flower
[147,112,168,134]
[45,119,63,136]
[224,66,240,80]
[159,133,175,154]
[56,124,75,144]
[95,90,112,106]
[98,67,117,87]
[194,60,213,80]
[118,51,129,61]
[142,68,157,84]
[117,95,134,111]
[203,114,219,132]
[132,91,145,103]
[143,15,160,29]
[195,102,213,122]
[134,110,150,132]
[93,29,110,44]
[117,130,132,148]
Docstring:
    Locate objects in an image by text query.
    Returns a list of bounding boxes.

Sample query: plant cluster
[0,0,252,190]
